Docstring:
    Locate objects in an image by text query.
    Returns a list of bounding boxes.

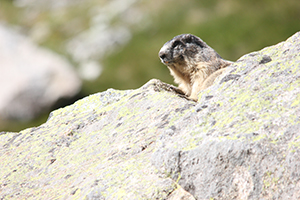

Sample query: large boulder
[0,24,81,121]
[0,32,299,199]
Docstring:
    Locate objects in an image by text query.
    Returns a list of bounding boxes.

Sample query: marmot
[159,34,232,101]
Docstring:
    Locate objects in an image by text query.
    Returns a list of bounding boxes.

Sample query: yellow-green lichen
[252,134,267,142]
[183,137,203,151]
[291,93,300,107]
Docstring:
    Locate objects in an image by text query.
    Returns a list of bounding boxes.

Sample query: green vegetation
[92,0,300,93]
[0,0,300,131]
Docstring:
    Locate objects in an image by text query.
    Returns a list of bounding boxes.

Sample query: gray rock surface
[0,23,81,121]
[0,32,299,199]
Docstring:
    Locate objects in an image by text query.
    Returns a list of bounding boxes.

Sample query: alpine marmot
[159,34,232,101]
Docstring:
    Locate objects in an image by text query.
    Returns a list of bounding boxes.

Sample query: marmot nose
[159,52,170,63]
[159,53,166,60]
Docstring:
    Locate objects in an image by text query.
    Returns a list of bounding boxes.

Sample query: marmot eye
[172,40,182,48]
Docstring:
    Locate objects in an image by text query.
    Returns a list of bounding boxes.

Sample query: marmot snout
[159,34,232,101]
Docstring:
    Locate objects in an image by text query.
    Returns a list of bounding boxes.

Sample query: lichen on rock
[1,32,300,199]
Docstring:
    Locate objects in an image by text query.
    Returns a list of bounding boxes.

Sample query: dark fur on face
[159,34,222,69]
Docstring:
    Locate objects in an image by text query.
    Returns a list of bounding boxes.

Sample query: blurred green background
[1,0,299,132]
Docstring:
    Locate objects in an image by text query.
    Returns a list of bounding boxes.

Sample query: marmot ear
[192,36,206,49]
[183,34,193,43]
[183,34,206,49]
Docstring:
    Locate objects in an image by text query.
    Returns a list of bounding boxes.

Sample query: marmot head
[159,34,222,69]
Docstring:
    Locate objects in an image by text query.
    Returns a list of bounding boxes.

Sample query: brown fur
[159,34,232,101]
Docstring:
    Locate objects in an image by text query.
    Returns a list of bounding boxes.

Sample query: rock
[1,32,300,199]
[0,23,81,121]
